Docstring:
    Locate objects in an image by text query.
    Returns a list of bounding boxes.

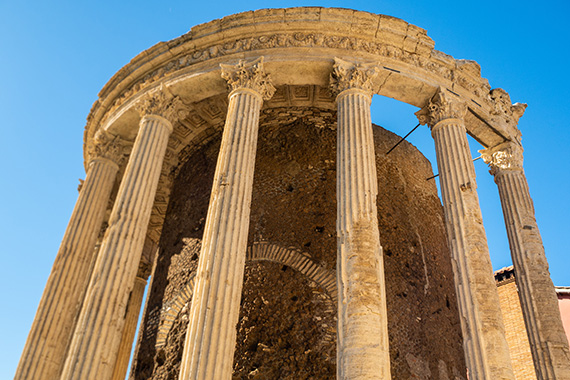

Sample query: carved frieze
[330,57,379,97]
[415,87,467,128]
[480,141,524,176]
[92,31,494,129]
[220,57,275,100]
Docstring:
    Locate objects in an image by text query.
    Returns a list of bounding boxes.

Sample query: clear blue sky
[1,1,568,378]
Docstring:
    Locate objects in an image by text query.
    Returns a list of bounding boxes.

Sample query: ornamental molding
[415,87,467,128]
[479,141,524,176]
[220,57,275,100]
[134,86,188,123]
[330,57,379,97]
[89,32,498,134]
[86,129,126,166]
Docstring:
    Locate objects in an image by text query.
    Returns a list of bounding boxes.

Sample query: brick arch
[155,242,337,348]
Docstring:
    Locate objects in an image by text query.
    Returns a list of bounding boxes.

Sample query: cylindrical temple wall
[178,57,274,380]
[332,58,391,380]
[60,91,180,380]
[416,88,515,379]
[482,142,570,379]
[15,133,122,380]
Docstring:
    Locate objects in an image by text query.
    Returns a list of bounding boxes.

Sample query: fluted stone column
[15,131,123,380]
[60,91,184,380]
[331,58,391,380]
[416,87,515,379]
[111,239,157,380]
[482,141,570,379]
[178,57,274,380]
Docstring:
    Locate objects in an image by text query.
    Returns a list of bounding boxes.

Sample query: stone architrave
[111,238,157,380]
[481,141,570,379]
[331,57,391,380]
[60,90,184,380]
[178,57,275,380]
[15,131,123,380]
[416,87,515,379]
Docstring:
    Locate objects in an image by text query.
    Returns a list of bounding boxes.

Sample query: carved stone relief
[415,87,467,128]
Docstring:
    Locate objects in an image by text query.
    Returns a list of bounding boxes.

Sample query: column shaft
[60,115,172,380]
[179,89,262,380]
[111,276,148,380]
[495,169,570,379]
[15,157,118,380]
[432,120,514,379]
[336,89,391,380]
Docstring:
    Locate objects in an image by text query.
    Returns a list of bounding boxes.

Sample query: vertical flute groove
[493,166,570,379]
[111,276,147,380]
[336,90,391,380]
[15,158,118,380]
[432,120,514,379]
[179,89,264,380]
[60,115,172,380]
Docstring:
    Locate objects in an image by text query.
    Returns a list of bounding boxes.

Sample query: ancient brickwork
[495,269,537,380]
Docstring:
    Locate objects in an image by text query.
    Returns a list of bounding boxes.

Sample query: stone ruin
[15,7,570,380]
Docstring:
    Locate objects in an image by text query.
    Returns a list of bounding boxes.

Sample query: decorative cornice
[134,86,188,123]
[220,57,275,100]
[330,58,379,97]
[91,32,496,133]
[86,129,125,166]
[415,87,467,128]
[479,141,524,176]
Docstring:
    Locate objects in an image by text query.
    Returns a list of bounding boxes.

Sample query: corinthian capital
[330,57,379,97]
[479,141,524,176]
[220,57,276,100]
[415,87,467,128]
[489,88,527,123]
[135,86,188,123]
[86,129,125,166]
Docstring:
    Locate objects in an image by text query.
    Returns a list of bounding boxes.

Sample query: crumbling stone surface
[233,261,336,379]
[131,107,466,379]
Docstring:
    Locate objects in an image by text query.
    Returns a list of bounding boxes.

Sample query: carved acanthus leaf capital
[86,129,126,166]
[488,88,527,141]
[479,141,524,176]
[330,57,379,97]
[220,57,275,100]
[489,88,527,122]
[415,87,467,128]
[135,86,188,123]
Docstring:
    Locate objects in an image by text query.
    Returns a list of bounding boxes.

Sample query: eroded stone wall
[131,107,467,379]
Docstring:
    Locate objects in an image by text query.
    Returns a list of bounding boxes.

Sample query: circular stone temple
[16,7,570,380]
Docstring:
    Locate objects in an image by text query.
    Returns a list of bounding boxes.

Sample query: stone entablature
[81,8,528,244]
[85,7,523,161]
